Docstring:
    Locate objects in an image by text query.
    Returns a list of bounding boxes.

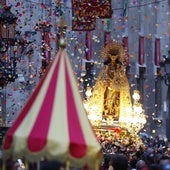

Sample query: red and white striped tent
[2,48,102,168]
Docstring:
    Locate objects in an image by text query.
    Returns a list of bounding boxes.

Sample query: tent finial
[58,16,67,49]
[59,37,67,49]
[66,160,70,170]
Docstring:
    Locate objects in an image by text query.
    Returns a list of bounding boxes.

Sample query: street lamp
[0,6,18,87]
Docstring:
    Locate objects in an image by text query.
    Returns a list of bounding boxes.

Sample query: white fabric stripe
[65,54,101,163]
[12,51,62,157]
[46,50,69,159]
[5,50,101,167]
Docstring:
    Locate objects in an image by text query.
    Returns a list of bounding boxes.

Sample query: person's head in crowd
[103,154,113,170]
[129,155,138,170]
[159,156,170,166]
[141,149,155,166]
[136,160,147,170]
[149,164,160,170]
[154,153,163,164]
[108,154,128,170]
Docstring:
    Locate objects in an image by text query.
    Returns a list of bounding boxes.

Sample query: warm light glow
[133,105,143,114]
[84,88,146,134]
[85,87,92,98]
[84,101,103,126]
[132,90,140,100]
[125,106,132,113]
[119,90,146,134]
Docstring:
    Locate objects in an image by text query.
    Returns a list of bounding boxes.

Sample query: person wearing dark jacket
[108,154,129,170]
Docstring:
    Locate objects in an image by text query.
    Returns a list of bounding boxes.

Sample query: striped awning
[2,49,101,168]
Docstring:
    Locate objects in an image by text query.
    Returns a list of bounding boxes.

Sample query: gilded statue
[84,42,132,127]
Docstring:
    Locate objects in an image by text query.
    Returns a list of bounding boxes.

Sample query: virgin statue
[84,42,134,129]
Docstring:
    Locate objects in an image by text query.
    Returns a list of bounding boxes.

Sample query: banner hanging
[72,0,112,31]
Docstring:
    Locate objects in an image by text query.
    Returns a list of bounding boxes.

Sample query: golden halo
[101,42,127,66]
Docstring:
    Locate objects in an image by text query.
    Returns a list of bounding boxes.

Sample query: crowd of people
[101,135,170,170]
[1,134,170,170]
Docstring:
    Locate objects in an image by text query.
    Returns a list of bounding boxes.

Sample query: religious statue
[84,42,133,128]
[83,42,146,153]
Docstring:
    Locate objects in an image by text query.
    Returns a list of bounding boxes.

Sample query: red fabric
[104,31,111,46]
[139,36,145,65]
[85,31,92,60]
[154,38,160,66]
[27,51,61,152]
[65,58,87,158]
[142,167,149,170]
[79,0,112,19]
[72,0,95,31]
[72,0,112,31]
[2,49,101,165]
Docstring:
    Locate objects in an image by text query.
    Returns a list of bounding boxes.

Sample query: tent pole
[25,160,29,170]
[2,159,5,170]
[66,160,70,170]
[95,159,100,170]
